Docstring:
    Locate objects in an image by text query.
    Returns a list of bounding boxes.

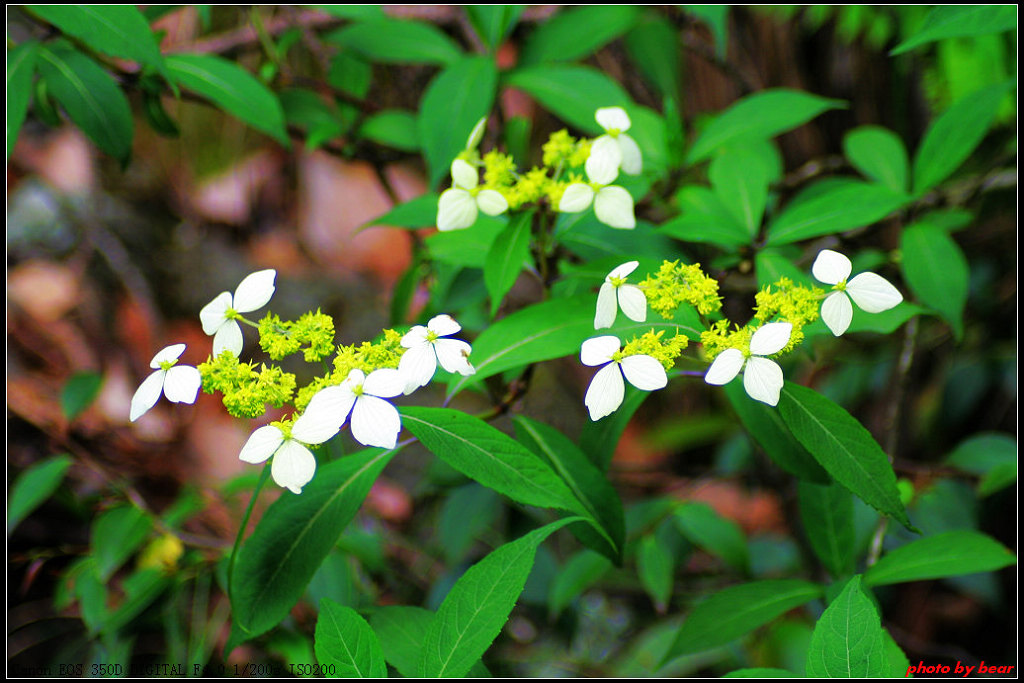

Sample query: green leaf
[230,448,397,642]
[60,371,104,421]
[724,669,800,678]
[843,125,909,193]
[7,454,72,534]
[684,6,730,57]
[547,550,612,617]
[664,579,823,659]
[911,82,1012,194]
[709,148,771,238]
[945,433,1017,497]
[418,56,498,188]
[315,5,385,21]
[165,54,288,145]
[7,41,39,159]
[519,5,640,66]
[426,215,506,267]
[625,15,681,99]
[754,248,816,289]
[438,484,501,563]
[805,576,887,677]
[103,568,172,634]
[503,65,631,133]
[465,6,523,51]
[366,193,440,229]
[900,220,969,338]
[369,606,434,678]
[799,480,856,578]
[314,599,387,677]
[687,89,845,165]
[864,531,1016,587]
[418,518,579,677]
[661,186,751,247]
[891,5,1017,55]
[638,532,675,612]
[484,211,533,316]
[778,383,913,531]
[674,502,749,574]
[279,88,347,149]
[359,109,419,151]
[882,629,911,677]
[578,385,649,472]
[766,180,909,246]
[37,45,134,163]
[325,17,462,65]
[92,505,153,580]
[846,301,923,335]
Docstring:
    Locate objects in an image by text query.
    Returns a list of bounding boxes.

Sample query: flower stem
[227,463,272,601]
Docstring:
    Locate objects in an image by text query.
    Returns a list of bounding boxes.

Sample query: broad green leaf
[465,6,523,51]
[503,65,631,134]
[709,149,770,238]
[166,54,288,145]
[37,45,134,163]
[798,480,856,578]
[805,576,887,677]
[664,579,823,659]
[485,211,533,316]
[883,629,911,677]
[945,433,1017,497]
[891,5,1017,55]
[674,502,749,573]
[625,15,681,99]
[418,56,498,188]
[326,17,462,65]
[426,215,506,267]
[638,532,675,612]
[912,82,1012,194]
[766,180,909,246]
[843,125,909,192]
[230,448,396,642]
[359,109,419,151]
[327,51,372,99]
[279,87,347,149]
[547,550,612,617]
[60,371,104,421]
[7,454,72,534]
[557,213,681,262]
[438,484,501,563]
[369,606,434,678]
[418,518,579,677]
[520,5,640,66]
[92,505,153,580]
[7,41,39,159]
[900,220,969,338]
[864,531,1016,587]
[662,186,750,248]
[366,193,440,229]
[846,301,923,335]
[778,383,913,530]
[102,568,172,634]
[314,599,387,677]
[687,89,845,165]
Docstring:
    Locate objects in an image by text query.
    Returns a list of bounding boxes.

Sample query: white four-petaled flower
[199,269,277,357]
[334,368,406,449]
[704,322,792,407]
[586,106,643,183]
[812,249,903,337]
[130,344,202,422]
[398,314,475,393]
[436,159,509,232]
[595,261,647,329]
[581,335,667,421]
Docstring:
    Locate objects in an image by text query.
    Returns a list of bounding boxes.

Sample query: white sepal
[812,249,852,285]
[595,106,631,132]
[163,365,202,404]
[586,136,622,186]
[233,269,277,313]
[451,158,478,190]
[749,322,792,356]
[584,361,625,421]
[199,292,232,335]
[465,116,487,150]
[705,348,745,386]
[434,338,473,375]
[559,183,595,213]
[151,344,186,368]
[617,285,647,323]
[608,261,639,280]
[364,368,406,399]
[271,439,317,494]
[212,320,244,357]
[351,395,401,449]
[429,314,462,337]
[594,186,636,229]
[594,282,617,329]
[580,335,620,366]
[743,356,784,406]
[130,370,166,422]
[620,355,667,391]
[292,385,351,445]
[475,189,509,216]
[398,343,436,393]
[437,188,478,231]
[845,272,903,313]
[821,290,853,336]
[617,133,643,175]
[239,425,285,464]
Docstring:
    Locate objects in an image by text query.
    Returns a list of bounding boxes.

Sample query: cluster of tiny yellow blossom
[258,310,336,362]
[620,330,689,370]
[198,352,297,419]
[639,260,723,318]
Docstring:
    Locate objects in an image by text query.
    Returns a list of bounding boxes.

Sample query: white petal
[199,292,232,335]
[428,314,461,337]
[292,385,352,444]
[451,158,478,190]
[239,425,285,464]
[351,396,401,449]
[821,291,853,336]
[163,365,201,404]
[617,284,647,323]
[558,183,595,213]
[398,343,437,392]
[620,355,667,391]
[585,135,622,186]
[271,440,317,494]
[595,106,631,132]
[580,335,621,366]
[343,368,366,387]
[400,325,430,348]
[130,370,166,422]
[594,186,636,230]
[846,272,903,313]
[475,189,508,216]
[594,282,617,329]
[743,356,784,406]
[434,338,473,375]
[749,322,792,356]
[150,343,186,368]
[465,116,487,150]
[584,362,625,421]
[607,260,639,280]
[704,349,744,386]
[437,188,478,231]
[233,269,277,313]
[364,367,406,399]
[212,320,244,357]
[617,134,643,175]
[811,249,852,286]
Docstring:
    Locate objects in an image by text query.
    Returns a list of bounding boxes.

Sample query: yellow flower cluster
[639,260,723,319]
[541,129,591,168]
[198,352,297,418]
[293,329,407,411]
[699,320,756,362]
[752,278,824,352]
[621,329,690,370]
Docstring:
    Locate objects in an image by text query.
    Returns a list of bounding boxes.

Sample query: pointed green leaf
[674,502,749,574]
[485,211,533,316]
[369,606,434,678]
[891,5,1017,55]
[326,17,462,65]
[710,149,770,238]
[466,6,523,51]
[7,41,39,158]
[503,65,631,134]
[684,5,730,57]
[359,109,419,152]
[625,15,681,99]
[60,371,104,421]
[92,505,153,580]
[864,531,1016,587]
[945,432,1017,497]
[843,125,909,192]
[799,480,856,578]
[805,576,887,677]
[7,454,72,534]
[365,193,440,229]
[438,484,501,563]
[766,180,909,246]
[314,599,387,677]
[519,5,640,66]
[900,220,969,338]
[547,550,612,617]
[579,385,649,472]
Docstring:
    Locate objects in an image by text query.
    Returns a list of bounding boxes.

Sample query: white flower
[130,344,202,422]
[335,368,406,449]
[595,261,647,329]
[558,161,636,230]
[436,159,509,232]
[581,335,667,421]
[238,386,350,494]
[199,269,277,357]
[587,106,643,182]
[812,249,903,336]
[398,314,475,393]
[704,322,792,407]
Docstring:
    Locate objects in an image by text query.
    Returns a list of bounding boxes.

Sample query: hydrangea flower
[398,314,475,393]
[199,269,277,357]
[130,344,202,422]
[335,368,406,449]
[558,164,636,230]
[586,106,643,183]
[238,386,350,494]
[436,159,509,232]
[812,249,903,336]
[704,322,792,406]
[581,335,667,421]
[595,261,647,329]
